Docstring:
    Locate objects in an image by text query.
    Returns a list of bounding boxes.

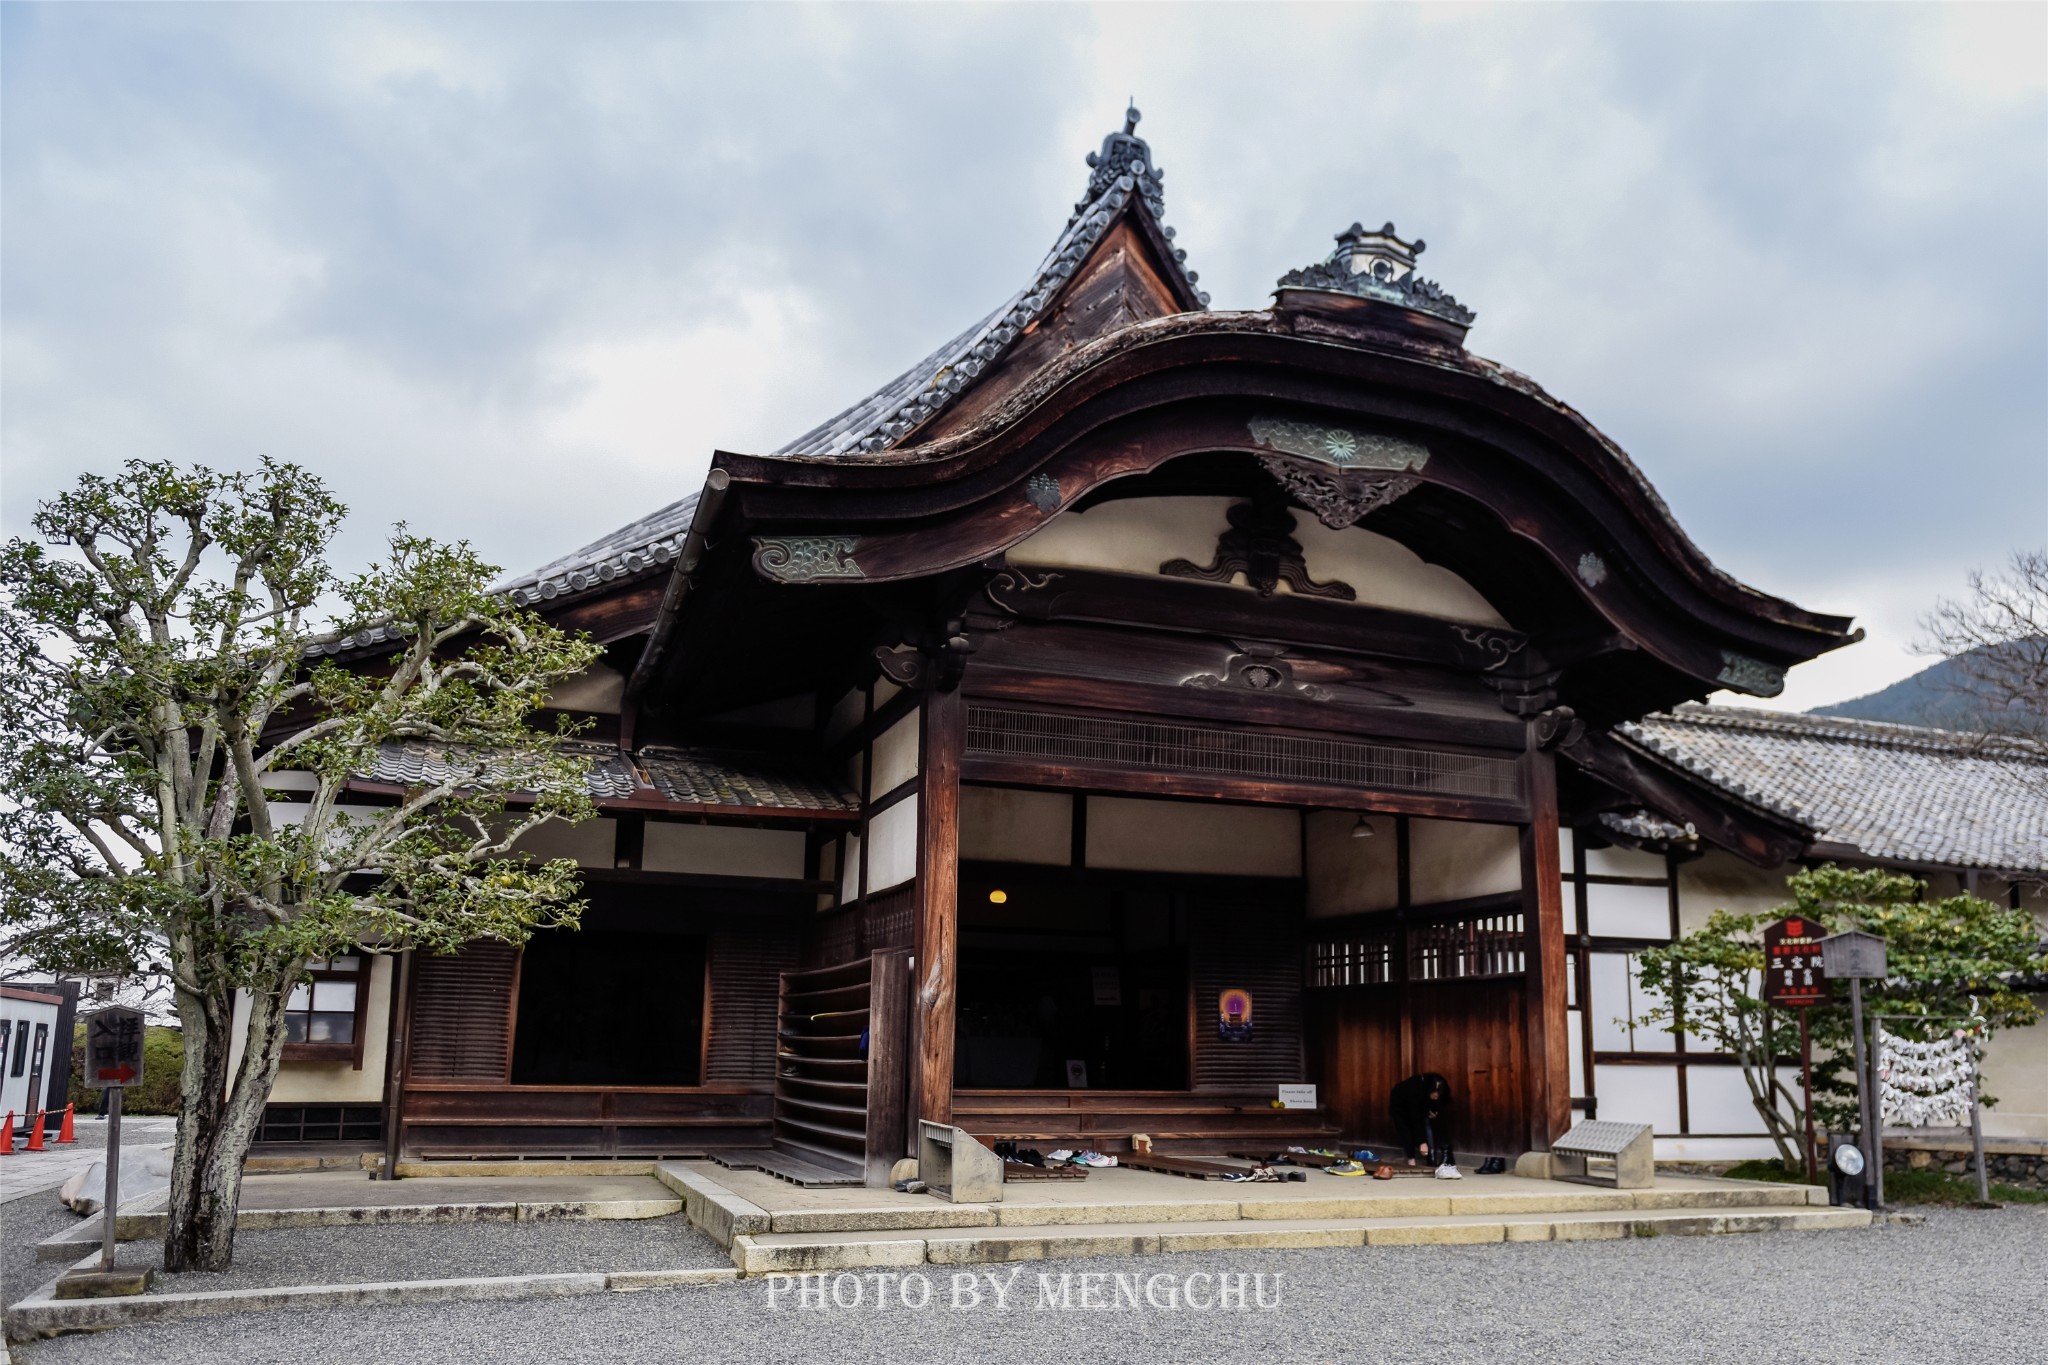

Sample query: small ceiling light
[989,889,1008,904]
[1351,816,1376,840]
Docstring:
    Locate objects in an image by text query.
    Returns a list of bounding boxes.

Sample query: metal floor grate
[967,706,1520,801]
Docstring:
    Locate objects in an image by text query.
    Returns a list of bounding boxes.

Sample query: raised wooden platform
[956,1089,1339,1153]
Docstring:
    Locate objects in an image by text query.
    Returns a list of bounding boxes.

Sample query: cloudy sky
[4,3,2043,709]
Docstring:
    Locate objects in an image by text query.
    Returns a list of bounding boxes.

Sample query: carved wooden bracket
[1161,493,1355,600]
[1257,455,1420,529]
[1532,706,1584,751]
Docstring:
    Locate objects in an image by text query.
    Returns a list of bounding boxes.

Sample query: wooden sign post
[1820,931,1889,1209]
[1762,917,1828,1181]
[82,1007,145,1278]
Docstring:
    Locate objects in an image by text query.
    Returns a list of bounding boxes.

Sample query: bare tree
[1917,548,2048,748]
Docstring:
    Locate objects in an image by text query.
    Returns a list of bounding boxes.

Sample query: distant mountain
[1811,653,2010,731]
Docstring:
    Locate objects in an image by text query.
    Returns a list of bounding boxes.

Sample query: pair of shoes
[1226,1166,1282,1182]
[1046,1148,1075,1164]
[1373,1165,1395,1180]
[1352,1149,1377,1162]
[1476,1157,1508,1175]
[1073,1151,1116,1168]
[1325,1160,1367,1176]
[1434,1163,1464,1180]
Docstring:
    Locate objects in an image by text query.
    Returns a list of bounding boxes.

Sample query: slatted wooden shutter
[1191,916,1304,1092]
[408,942,518,1082]
[706,928,799,1083]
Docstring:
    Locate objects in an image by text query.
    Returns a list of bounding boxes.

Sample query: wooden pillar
[1518,738,1571,1151]
[912,685,963,1130]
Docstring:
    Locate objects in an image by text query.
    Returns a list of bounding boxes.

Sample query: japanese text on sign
[1762,917,1829,1007]
[85,1006,145,1087]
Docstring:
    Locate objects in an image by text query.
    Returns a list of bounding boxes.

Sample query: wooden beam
[913,687,963,1130]
[1518,736,1571,1151]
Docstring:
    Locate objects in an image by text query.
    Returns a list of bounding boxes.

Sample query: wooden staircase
[747,949,910,1187]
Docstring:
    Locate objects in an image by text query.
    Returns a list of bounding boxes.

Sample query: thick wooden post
[913,686,963,1130]
[1519,738,1571,1151]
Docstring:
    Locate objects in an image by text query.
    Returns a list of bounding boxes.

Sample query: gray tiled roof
[1621,705,2048,874]
[638,746,855,812]
[496,494,700,607]
[773,106,1206,458]
[354,738,852,813]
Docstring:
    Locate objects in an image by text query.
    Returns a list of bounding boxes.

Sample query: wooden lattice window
[282,955,371,1066]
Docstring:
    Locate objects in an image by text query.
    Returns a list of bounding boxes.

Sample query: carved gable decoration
[1247,418,1430,529]
[1160,494,1355,601]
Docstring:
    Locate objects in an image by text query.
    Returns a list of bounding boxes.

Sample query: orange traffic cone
[0,1111,13,1155]
[26,1110,46,1151]
[55,1103,76,1144]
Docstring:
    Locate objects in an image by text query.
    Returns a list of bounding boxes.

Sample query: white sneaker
[1047,1149,1075,1163]
[1434,1163,1464,1180]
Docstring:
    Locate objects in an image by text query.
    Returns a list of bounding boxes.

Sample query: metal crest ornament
[1247,418,1431,473]
[1576,552,1608,588]
[1184,642,1334,703]
[752,536,866,584]
[1024,472,1063,512]
[1716,649,1786,698]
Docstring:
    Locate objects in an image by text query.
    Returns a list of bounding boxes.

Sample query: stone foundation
[1883,1145,2048,1191]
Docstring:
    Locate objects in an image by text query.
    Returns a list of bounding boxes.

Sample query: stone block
[924,1232,1159,1265]
[1239,1196,1450,1221]
[993,1200,1237,1227]
[605,1267,742,1291]
[773,1205,994,1233]
[52,1268,155,1299]
[733,1236,928,1274]
[1156,1226,1365,1253]
[1512,1152,1555,1180]
[1364,1222,1507,1246]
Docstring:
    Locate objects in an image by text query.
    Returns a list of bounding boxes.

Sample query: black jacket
[1389,1072,1452,1144]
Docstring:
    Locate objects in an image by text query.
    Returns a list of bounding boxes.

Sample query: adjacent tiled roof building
[354,739,854,815]
[1622,705,2048,875]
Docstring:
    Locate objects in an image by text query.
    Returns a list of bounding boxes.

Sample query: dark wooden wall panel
[1306,980,1528,1157]
[408,942,518,1082]
[706,926,801,1083]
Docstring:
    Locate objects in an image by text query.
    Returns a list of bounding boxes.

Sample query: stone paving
[0,1117,176,1206]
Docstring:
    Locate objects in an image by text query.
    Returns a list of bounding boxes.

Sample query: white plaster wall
[1584,882,1673,939]
[511,816,617,869]
[1084,796,1301,878]
[962,787,1073,866]
[270,955,394,1104]
[1674,851,1788,932]
[0,994,64,1119]
[1407,819,1521,903]
[641,822,807,880]
[1981,1023,2048,1139]
[1304,809,1399,917]
[1007,495,1505,624]
[545,663,624,715]
[871,710,920,797]
[1582,843,1669,879]
[839,833,862,903]
[867,796,919,893]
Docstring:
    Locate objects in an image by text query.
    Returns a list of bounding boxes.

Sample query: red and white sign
[1762,917,1829,1007]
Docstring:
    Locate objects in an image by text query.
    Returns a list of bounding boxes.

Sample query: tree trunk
[164,970,294,1272]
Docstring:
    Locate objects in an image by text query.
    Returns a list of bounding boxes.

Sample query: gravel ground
[10,1206,2042,1365]
[0,1198,76,1304]
[100,1214,729,1292]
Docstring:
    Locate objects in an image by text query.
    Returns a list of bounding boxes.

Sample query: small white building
[1,981,76,1129]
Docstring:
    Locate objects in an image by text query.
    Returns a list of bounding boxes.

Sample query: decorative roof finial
[1125,101,1140,134]
[1083,104,1165,220]
[1274,220,1475,340]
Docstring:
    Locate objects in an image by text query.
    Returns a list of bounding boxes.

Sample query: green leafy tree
[1631,865,2042,1167]
[0,459,600,1271]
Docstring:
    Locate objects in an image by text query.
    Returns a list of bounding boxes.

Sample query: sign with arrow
[84,1006,144,1089]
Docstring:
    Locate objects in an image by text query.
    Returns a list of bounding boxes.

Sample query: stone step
[731,1204,1872,1273]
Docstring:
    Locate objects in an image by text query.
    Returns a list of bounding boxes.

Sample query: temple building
[250,111,2047,1175]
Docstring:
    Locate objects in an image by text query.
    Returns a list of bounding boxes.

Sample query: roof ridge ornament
[1276,221,1477,343]
[1082,103,1166,221]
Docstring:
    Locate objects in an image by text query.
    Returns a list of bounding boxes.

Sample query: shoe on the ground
[1074,1151,1116,1168]
[1046,1148,1074,1163]
[1476,1156,1507,1175]
[1373,1165,1394,1180]
[1352,1149,1377,1162]
[1435,1163,1464,1180]
[1326,1160,1367,1176]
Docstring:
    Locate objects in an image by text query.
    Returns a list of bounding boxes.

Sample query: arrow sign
[84,1007,144,1090]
